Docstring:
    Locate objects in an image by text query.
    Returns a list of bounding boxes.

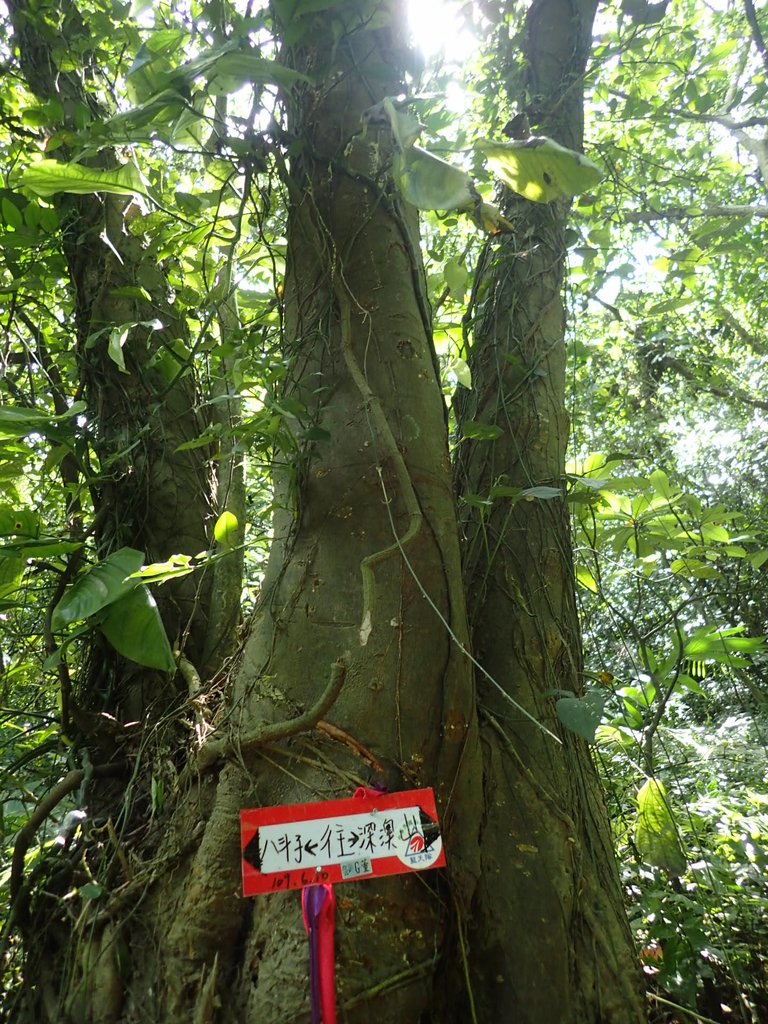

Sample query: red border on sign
[240,787,445,896]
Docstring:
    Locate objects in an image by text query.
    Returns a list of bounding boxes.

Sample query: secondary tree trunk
[7,2,217,679]
[454,0,646,1021]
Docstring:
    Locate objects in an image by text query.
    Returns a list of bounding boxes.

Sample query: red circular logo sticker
[407,833,425,855]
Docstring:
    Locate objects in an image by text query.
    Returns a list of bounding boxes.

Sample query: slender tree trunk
[454,1,646,1021]
[5,5,235,1021]
[7,3,218,678]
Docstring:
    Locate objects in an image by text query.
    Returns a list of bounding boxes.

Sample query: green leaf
[393,146,475,213]
[635,778,686,875]
[16,160,148,200]
[127,553,196,585]
[1,538,81,558]
[174,426,221,452]
[214,510,239,549]
[201,52,311,95]
[173,44,311,95]
[683,625,765,663]
[444,258,469,299]
[379,96,423,151]
[126,31,189,104]
[0,402,86,440]
[649,468,675,499]
[488,485,522,500]
[1,196,23,230]
[521,485,562,501]
[104,90,189,136]
[462,421,503,441]
[669,557,721,580]
[99,586,177,673]
[576,565,598,593]
[555,690,606,742]
[447,356,472,389]
[0,506,40,537]
[477,136,603,203]
[0,553,25,601]
[79,882,104,900]
[108,325,130,373]
[51,548,145,630]
[302,426,332,442]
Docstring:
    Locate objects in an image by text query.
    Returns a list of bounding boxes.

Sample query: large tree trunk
[454,0,646,1021]
[64,3,482,1022]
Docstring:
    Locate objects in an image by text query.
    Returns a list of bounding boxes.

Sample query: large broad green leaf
[16,160,147,199]
[379,96,423,152]
[127,553,197,585]
[555,689,606,742]
[126,29,190,103]
[104,90,189,135]
[0,506,40,537]
[213,510,240,550]
[477,136,604,203]
[683,625,765,665]
[0,402,86,440]
[1,538,82,557]
[393,146,476,213]
[99,587,176,673]
[444,259,469,299]
[522,485,563,501]
[173,44,311,95]
[197,52,311,95]
[462,421,503,441]
[379,99,510,232]
[51,548,145,630]
[635,778,686,875]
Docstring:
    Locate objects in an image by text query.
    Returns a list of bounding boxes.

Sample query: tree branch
[743,0,768,74]
[9,762,124,904]
[621,204,768,222]
[653,354,768,412]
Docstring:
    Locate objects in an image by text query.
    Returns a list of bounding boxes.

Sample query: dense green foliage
[0,0,766,1019]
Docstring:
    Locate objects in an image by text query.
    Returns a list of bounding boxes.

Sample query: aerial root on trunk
[197,654,349,770]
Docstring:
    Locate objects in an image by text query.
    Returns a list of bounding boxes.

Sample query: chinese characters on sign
[240,788,445,896]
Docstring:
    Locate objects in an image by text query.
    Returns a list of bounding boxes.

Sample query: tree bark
[454,0,646,1020]
[89,4,482,1022]
[5,5,236,1020]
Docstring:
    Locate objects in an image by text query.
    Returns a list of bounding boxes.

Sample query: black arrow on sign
[243,830,262,871]
[419,809,440,852]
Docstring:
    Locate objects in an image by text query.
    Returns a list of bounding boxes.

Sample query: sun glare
[406,0,477,62]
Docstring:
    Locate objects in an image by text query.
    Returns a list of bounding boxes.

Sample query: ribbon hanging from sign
[302,883,337,1024]
[241,786,445,1022]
